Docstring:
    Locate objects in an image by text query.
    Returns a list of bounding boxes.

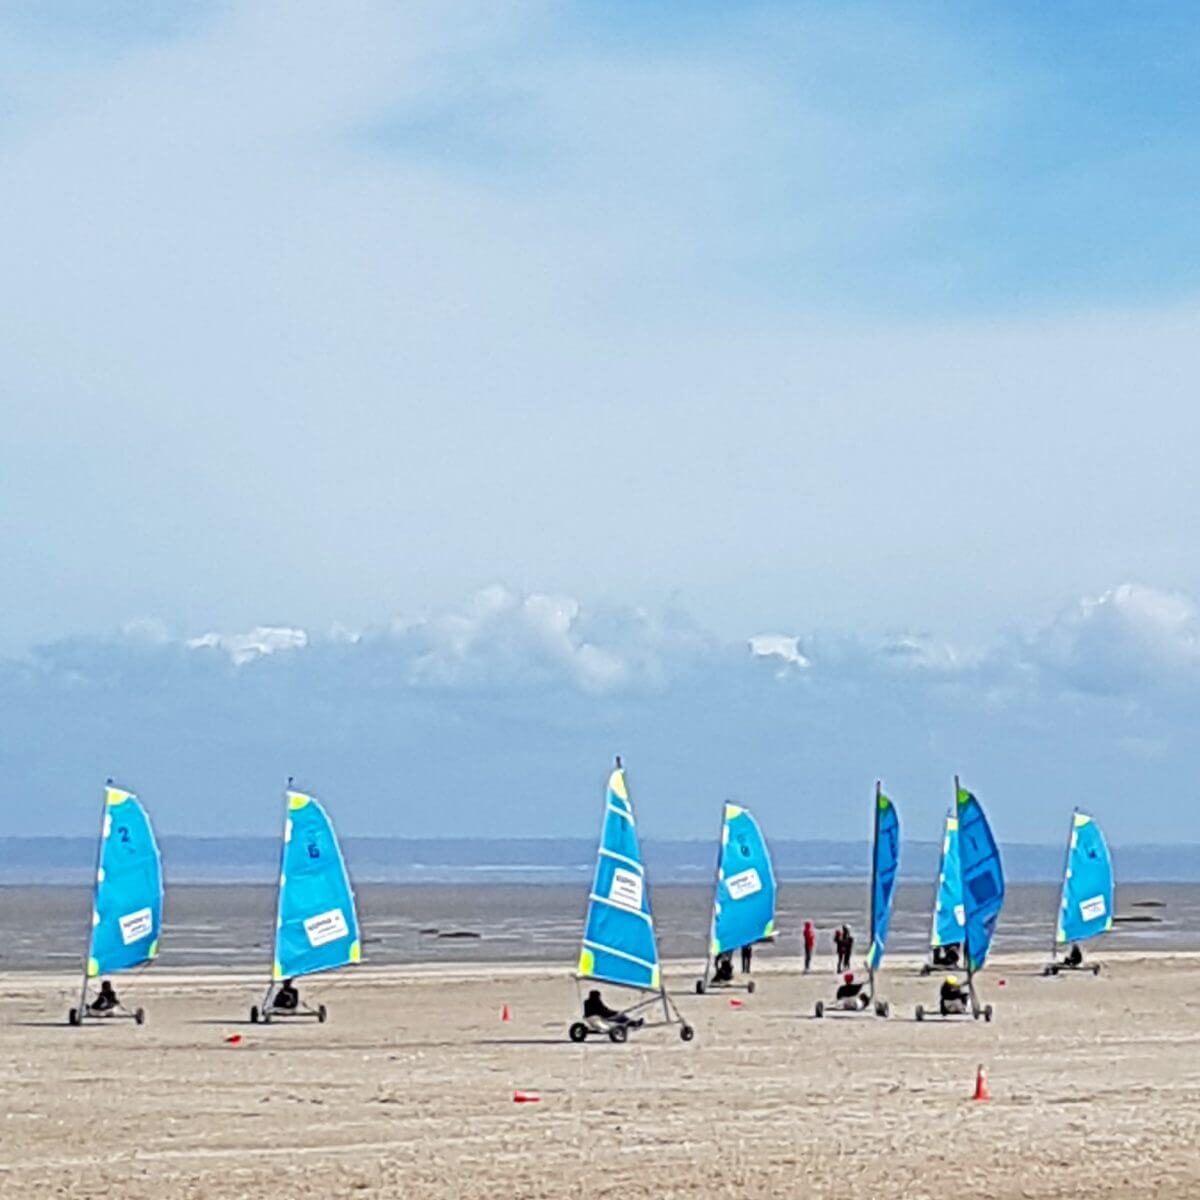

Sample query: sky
[2,3,1200,844]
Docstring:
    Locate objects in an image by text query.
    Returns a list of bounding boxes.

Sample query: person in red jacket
[803,921,816,973]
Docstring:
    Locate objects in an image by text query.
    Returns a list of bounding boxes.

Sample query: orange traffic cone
[513,1090,541,1104]
[972,1064,990,1102]
[501,1003,511,1022]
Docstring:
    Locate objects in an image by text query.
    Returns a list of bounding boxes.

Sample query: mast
[955,774,977,1012]
[867,780,880,1000]
[1050,807,1077,966]
[78,779,112,1018]
[704,800,728,987]
[263,776,293,1009]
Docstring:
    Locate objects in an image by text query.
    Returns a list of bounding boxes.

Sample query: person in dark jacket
[89,979,119,1014]
[583,989,643,1028]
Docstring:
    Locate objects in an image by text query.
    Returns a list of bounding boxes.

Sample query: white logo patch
[726,868,762,901]
[953,904,966,928]
[608,867,644,911]
[118,907,153,945]
[1080,894,1107,922]
[304,908,349,948]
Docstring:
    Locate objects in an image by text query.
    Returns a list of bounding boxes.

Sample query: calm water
[0,881,1195,971]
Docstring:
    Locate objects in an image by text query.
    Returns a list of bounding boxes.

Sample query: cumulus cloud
[1021,583,1200,694]
[3,583,1198,843]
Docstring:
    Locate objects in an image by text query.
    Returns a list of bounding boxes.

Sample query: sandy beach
[2,951,1197,1198]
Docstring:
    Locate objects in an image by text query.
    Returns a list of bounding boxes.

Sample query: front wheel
[984,1004,994,1023]
[134,1008,145,1026]
[608,1024,628,1043]
[915,1004,924,1022]
[680,1024,694,1042]
[67,1007,80,1027]
[875,1000,890,1018]
[568,1022,588,1043]
[695,979,705,995]
[814,1001,824,1019]
[317,1004,328,1024]
[920,963,931,976]
[1092,964,1101,976]
[746,980,756,995]
[249,1006,259,1024]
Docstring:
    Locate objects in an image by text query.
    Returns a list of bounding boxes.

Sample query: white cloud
[1023,583,1200,694]
[187,626,308,667]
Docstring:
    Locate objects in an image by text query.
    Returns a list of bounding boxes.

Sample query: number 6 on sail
[250,782,361,1025]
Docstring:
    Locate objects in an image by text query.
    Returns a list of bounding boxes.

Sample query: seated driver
[940,974,968,1013]
[835,971,866,1006]
[583,988,643,1028]
[274,979,300,1010]
[89,979,119,1014]
[712,951,735,984]
[1063,944,1083,968]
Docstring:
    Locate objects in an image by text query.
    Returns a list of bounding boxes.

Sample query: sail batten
[578,766,662,992]
[273,790,360,981]
[1056,810,1114,945]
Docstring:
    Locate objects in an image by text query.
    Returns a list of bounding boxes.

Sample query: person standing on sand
[832,926,845,972]
[803,921,815,972]
[841,925,855,971]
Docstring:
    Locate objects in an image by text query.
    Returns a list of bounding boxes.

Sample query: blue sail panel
[88,786,163,977]
[1057,811,1114,944]
[866,790,900,969]
[274,791,361,981]
[957,785,1005,972]
[579,767,661,991]
[711,804,777,956]
[931,813,965,948]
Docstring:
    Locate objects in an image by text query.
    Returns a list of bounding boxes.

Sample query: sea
[1,878,1196,972]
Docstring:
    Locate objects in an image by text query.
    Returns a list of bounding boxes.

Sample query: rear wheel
[249,1006,259,1024]
[134,1008,145,1026]
[680,1024,695,1042]
[984,1004,994,1023]
[920,963,931,976]
[317,1004,328,1024]
[1092,964,1101,976]
[814,1000,824,1019]
[695,979,705,994]
[608,1024,628,1043]
[568,1021,588,1043]
[915,1004,924,1022]
[875,1000,890,1018]
[746,980,756,994]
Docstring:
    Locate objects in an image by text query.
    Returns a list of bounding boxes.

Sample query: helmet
[946,975,959,987]
[843,972,853,983]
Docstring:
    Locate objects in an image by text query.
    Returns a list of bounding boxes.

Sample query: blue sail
[930,812,965,949]
[1057,810,1114,945]
[956,784,1005,973]
[578,766,661,991]
[866,789,900,970]
[88,785,163,977]
[710,804,777,956]
[274,790,361,981]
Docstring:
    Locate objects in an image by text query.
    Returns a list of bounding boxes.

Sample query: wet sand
[2,951,1198,1198]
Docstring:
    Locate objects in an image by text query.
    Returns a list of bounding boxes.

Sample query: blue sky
[2,4,1199,841]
